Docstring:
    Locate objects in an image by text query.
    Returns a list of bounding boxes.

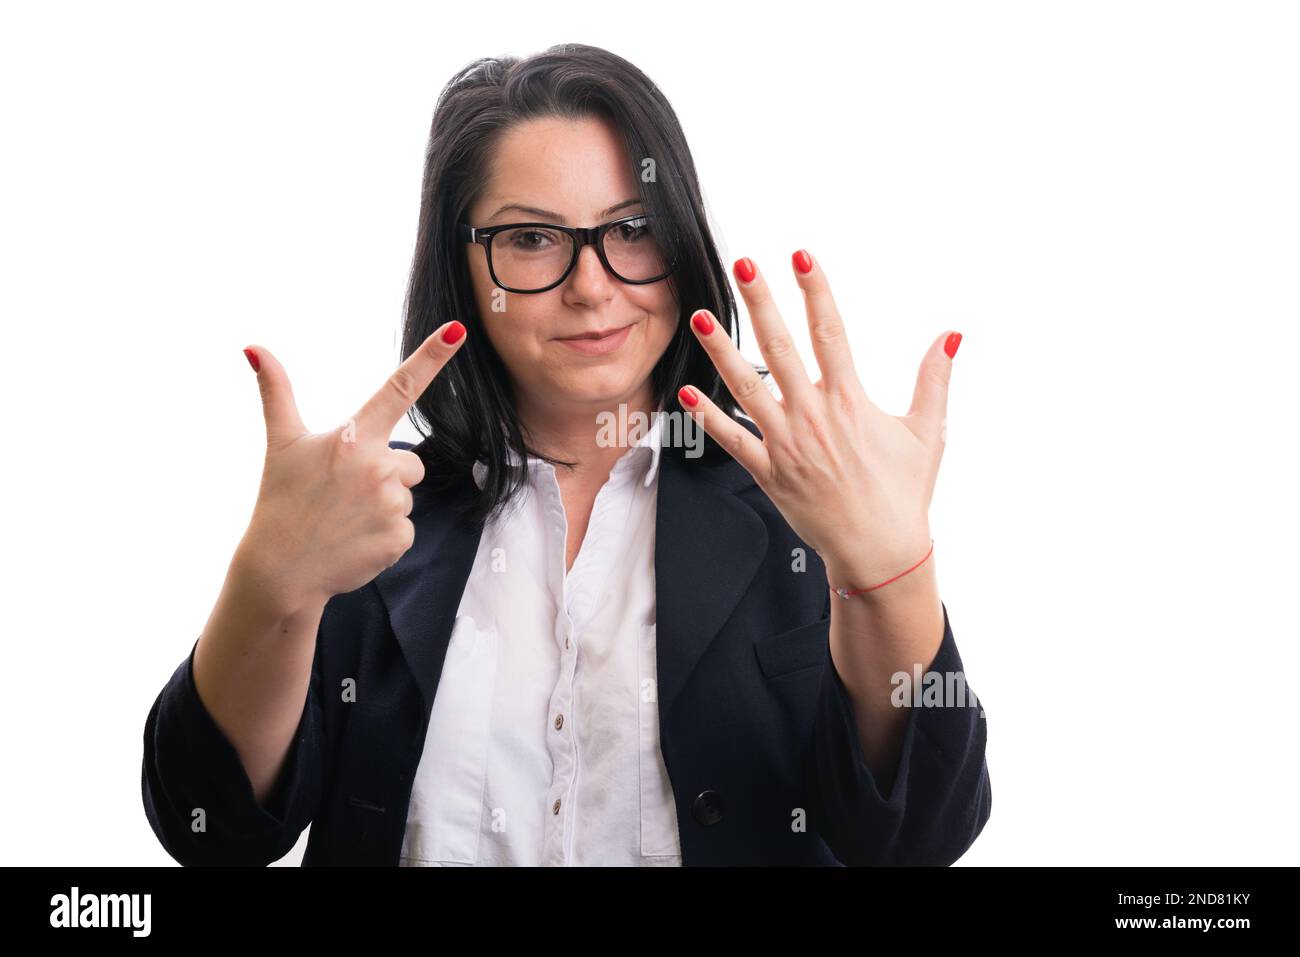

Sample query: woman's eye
[508,229,557,251]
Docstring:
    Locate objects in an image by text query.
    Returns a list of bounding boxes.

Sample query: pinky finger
[677,385,771,482]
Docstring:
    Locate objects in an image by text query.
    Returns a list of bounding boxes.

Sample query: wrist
[824,538,937,606]
[230,536,328,624]
[827,557,942,637]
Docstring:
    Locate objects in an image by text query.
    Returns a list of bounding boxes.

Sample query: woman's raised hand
[236,320,467,612]
[677,252,959,593]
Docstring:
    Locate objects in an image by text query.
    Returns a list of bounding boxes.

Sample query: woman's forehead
[477,117,640,221]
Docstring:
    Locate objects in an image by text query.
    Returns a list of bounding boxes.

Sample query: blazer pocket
[637,624,682,858]
[753,615,831,679]
[399,615,497,866]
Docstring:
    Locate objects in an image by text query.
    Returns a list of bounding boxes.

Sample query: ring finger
[687,306,786,442]
[732,256,816,407]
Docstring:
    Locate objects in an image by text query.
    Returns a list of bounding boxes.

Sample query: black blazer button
[692,789,724,826]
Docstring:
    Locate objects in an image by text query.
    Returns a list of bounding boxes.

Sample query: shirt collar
[472,409,664,491]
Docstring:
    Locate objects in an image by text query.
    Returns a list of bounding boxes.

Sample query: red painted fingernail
[678,385,699,408]
[691,310,714,335]
[442,321,466,344]
[944,332,962,358]
[734,257,756,284]
[792,249,813,274]
[243,348,260,373]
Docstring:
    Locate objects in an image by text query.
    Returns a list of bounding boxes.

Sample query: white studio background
[1,0,1296,867]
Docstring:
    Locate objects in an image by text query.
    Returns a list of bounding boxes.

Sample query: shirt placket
[536,457,641,866]
[535,462,575,866]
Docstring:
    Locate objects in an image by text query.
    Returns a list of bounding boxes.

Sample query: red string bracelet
[830,540,935,599]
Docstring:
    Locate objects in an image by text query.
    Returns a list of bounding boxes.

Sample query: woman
[141,43,991,866]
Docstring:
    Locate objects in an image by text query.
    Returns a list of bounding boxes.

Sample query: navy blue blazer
[141,418,991,866]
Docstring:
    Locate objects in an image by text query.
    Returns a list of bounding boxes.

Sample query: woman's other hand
[677,251,959,592]
[235,320,468,614]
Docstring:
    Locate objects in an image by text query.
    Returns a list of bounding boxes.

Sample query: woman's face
[465,114,679,421]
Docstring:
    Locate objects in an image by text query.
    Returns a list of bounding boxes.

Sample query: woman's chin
[547,368,646,408]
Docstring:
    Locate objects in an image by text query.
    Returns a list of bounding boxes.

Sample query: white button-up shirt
[399,411,683,866]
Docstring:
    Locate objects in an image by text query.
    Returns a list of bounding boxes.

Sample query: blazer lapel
[653,438,769,721]
[373,469,484,723]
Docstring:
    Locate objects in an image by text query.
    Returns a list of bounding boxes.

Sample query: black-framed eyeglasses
[459,213,676,294]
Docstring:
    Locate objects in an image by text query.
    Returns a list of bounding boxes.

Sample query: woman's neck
[515,387,660,479]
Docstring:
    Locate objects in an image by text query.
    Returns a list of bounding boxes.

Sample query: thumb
[907,330,961,440]
[243,345,308,447]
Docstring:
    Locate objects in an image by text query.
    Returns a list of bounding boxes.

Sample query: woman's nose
[566,243,617,292]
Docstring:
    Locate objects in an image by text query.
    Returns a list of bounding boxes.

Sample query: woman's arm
[141,541,328,866]
[190,543,326,808]
[807,587,991,866]
[823,550,946,797]
[142,331,465,864]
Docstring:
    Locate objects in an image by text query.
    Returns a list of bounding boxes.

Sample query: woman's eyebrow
[487,198,643,223]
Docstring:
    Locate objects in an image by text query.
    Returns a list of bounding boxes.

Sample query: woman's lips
[555,323,633,356]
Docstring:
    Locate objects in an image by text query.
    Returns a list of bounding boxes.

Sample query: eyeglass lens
[490,217,668,291]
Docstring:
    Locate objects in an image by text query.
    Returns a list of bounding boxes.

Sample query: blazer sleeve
[807,601,991,866]
[140,629,324,866]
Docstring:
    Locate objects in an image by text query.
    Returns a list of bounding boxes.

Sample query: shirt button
[565,637,570,649]
[554,714,564,730]
[552,798,562,815]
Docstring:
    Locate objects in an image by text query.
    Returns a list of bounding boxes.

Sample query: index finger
[354,320,466,441]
